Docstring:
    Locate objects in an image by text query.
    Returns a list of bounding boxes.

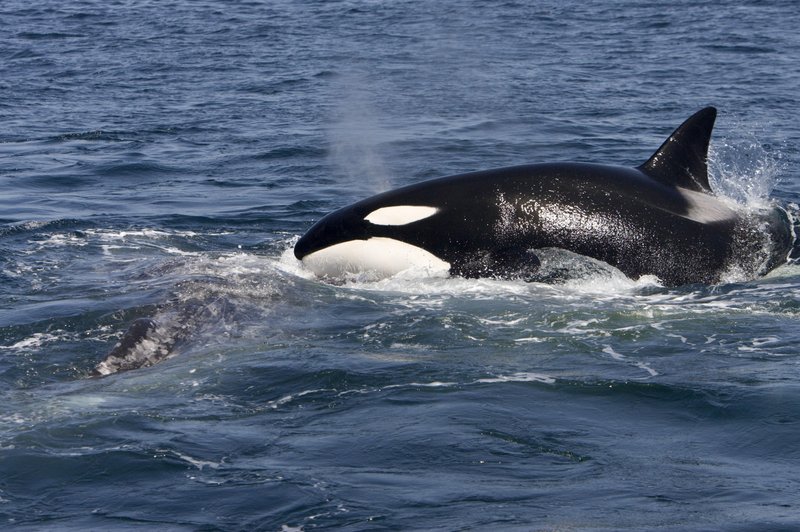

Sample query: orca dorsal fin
[638,106,717,193]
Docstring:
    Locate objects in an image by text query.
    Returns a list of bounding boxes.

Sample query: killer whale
[295,107,798,287]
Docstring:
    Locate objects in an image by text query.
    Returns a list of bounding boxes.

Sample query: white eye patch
[364,205,439,226]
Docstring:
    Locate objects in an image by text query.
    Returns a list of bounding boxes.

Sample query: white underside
[301,237,450,279]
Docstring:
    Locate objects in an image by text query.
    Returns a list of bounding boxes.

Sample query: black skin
[295,107,796,287]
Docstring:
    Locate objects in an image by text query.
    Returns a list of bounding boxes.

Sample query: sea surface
[2,1,800,530]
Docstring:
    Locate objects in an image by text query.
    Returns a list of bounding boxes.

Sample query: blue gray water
[2,1,800,529]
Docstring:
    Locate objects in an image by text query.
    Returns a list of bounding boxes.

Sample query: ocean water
[2,0,800,529]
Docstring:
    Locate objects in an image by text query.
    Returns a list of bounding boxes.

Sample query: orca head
[294,202,449,279]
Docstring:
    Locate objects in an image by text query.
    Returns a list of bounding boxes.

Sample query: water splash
[708,120,786,207]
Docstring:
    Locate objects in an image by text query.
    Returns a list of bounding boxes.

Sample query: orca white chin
[301,237,450,279]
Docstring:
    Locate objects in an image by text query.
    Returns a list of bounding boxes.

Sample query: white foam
[666,333,688,344]
[0,331,66,351]
[514,337,546,343]
[635,362,659,377]
[276,240,315,279]
[87,228,203,240]
[266,388,330,409]
[384,381,457,389]
[476,372,556,385]
[478,316,527,326]
[708,128,783,206]
[602,345,659,377]
[156,448,221,470]
[602,345,625,361]
[560,272,663,294]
